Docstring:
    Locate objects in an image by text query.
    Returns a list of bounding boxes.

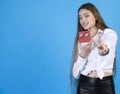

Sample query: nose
[81,17,86,22]
[80,17,86,24]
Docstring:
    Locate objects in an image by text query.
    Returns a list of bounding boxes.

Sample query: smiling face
[79,9,97,31]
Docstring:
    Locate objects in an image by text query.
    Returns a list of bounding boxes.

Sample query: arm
[100,29,118,67]
[98,29,118,69]
[72,42,89,79]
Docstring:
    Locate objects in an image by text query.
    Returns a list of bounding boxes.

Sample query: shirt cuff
[78,55,88,62]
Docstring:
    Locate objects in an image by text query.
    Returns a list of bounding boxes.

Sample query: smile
[82,22,89,27]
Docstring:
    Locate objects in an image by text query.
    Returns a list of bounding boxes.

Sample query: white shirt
[72,28,118,79]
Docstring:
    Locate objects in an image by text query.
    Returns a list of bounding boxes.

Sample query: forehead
[79,9,92,16]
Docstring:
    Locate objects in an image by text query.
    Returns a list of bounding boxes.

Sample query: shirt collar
[98,29,104,34]
[93,29,104,39]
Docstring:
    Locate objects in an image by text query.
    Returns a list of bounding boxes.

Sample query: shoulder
[104,28,117,34]
[104,28,117,36]
[104,28,118,39]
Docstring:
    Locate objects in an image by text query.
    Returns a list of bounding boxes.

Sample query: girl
[71,3,118,94]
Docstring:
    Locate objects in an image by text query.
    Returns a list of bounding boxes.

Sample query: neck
[88,27,98,38]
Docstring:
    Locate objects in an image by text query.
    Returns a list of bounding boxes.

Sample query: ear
[96,18,98,23]
[95,17,98,21]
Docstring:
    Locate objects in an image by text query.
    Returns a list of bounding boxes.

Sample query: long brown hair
[70,3,108,93]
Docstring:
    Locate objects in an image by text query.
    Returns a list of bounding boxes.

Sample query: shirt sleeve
[72,42,88,79]
[103,29,118,53]
[99,29,118,69]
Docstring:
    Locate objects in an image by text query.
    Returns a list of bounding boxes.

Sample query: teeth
[83,23,88,26]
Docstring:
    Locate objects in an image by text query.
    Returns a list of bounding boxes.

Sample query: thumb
[92,39,98,47]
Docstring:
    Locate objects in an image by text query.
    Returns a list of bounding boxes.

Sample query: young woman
[71,3,118,94]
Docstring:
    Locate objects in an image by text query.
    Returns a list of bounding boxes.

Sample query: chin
[84,26,90,30]
[83,27,89,30]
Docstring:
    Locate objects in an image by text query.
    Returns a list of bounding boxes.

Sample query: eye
[79,16,82,20]
[85,15,89,18]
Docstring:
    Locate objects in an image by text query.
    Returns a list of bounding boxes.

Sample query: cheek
[94,20,96,25]
[91,18,96,25]
[79,20,82,24]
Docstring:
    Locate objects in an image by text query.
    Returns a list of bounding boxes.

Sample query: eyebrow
[79,12,89,17]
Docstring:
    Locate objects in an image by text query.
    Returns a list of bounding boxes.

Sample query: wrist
[79,53,87,58]
[99,48,109,56]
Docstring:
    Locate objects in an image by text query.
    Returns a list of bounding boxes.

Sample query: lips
[82,22,89,27]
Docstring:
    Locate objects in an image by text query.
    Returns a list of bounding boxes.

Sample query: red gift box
[78,31,91,43]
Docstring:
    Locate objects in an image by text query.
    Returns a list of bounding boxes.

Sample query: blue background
[0,0,120,94]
